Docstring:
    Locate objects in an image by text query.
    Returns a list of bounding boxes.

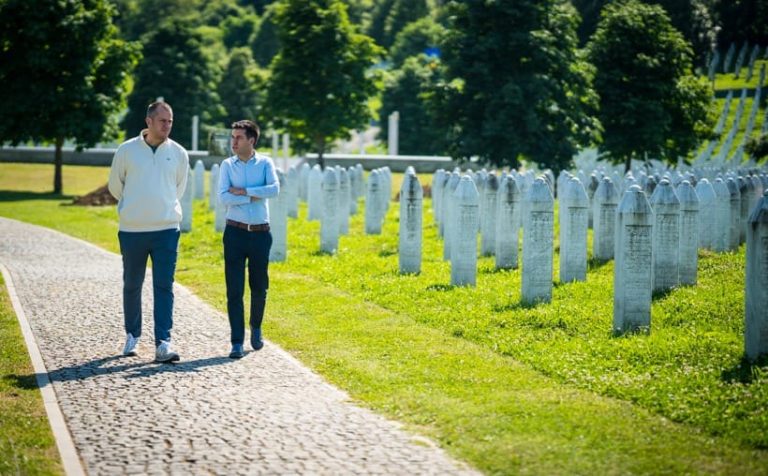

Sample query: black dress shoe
[250,328,264,351]
[229,344,245,359]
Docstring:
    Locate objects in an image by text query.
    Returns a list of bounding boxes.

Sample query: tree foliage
[587,0,714,171]
[438,0,599,172]
[250,5,280,67]
[368,0,431,49]
[266,0,382,167]
[379,55,449,156]
[388,16,447,67]
[122,19,224,150]
[0,0,139,193]
[573,1,717,67]
[218,48,268,126]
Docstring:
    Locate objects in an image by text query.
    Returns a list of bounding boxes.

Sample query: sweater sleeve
[107,146,126,201]
[176,150,190,200]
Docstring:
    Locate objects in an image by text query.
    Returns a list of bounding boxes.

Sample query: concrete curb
[0,263,85,476]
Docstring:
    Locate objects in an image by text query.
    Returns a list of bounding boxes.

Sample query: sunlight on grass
[1,163,767,474]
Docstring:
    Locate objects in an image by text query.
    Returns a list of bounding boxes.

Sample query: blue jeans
[118,229,180,346]
[223,226,272,345]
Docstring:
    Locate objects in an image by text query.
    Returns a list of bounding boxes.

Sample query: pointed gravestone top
[650,179,679,206]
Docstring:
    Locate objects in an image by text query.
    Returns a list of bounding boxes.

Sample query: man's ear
[145,116,152,128]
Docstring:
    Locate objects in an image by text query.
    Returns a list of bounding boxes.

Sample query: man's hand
[250,196,261,202]
[229,186,247,196]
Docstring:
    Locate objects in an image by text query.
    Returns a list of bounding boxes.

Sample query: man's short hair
[232,120,260,144]
[146,101,173,118]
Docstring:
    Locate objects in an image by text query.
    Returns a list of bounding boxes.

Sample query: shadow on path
[6,354,236,388]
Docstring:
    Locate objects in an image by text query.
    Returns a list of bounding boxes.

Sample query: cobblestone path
[0,217,477,475]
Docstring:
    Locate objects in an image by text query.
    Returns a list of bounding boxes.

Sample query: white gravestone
[650,180,680,292]
[726,177,742,250]
[268,169,287,262]
[338,167,350,235]
[745,190,768,361]
[451,176,479,286]
[380,167,392,213]
[209,163,219,211]
[522,178,554,304]
[614,185,653,334]
[355,164,365,199]
[432,169,445,227]
[712,178,731,252]
[438,172,452,237]
[320,168,339,253]
[481,173,499,256]
[694,179,717,249]
[559,177,589,283]
[348,166,358,215]
[307,165,323,221]
[677,181,699,285]
[214,189,226,232]
[495,175,522,270]
[365,169,383,234]
[443,173,461,260]
[739,177,751,244]
[399,171,423,274]
[181,168,193,232]
[592,177,619,261]
[299,163,310,202]
[476,169,487,232]
[193,159,205,200]
[587,173,599,229]
[286,167,299,218]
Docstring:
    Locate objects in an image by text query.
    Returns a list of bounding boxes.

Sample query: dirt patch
[72,184,117,206]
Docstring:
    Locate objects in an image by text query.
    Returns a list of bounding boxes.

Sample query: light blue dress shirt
[218,153,280,225]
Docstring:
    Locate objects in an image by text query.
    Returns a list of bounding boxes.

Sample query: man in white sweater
[108,101,189,363]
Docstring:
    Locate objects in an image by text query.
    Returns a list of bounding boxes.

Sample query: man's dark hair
[232,120,260,144]
[146,101,173,118]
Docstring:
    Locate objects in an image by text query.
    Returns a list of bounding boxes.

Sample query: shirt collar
[234,153,257,165]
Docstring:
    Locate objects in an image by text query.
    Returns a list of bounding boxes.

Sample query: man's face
[231,129,254,156]
[146,107,173,140]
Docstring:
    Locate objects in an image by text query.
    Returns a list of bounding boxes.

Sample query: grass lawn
[0,274,63,475]
[1,162,767,474]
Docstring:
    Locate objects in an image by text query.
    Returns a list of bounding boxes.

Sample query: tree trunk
[624,155,631,175]
[54,136,64,194]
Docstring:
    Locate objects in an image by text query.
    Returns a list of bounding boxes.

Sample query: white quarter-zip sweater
[108,133,189,232]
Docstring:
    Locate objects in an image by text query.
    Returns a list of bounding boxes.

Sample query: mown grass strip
[0,272,63,476]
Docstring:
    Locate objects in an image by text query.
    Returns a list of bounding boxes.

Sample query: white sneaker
[155,340,180,363]
[122,333,139,356]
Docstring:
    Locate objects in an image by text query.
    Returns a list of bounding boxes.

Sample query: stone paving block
[0,217,477,476]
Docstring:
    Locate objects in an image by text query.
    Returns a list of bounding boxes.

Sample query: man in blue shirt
[218,120,280,359]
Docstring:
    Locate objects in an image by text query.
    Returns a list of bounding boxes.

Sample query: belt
[226,219,270,232]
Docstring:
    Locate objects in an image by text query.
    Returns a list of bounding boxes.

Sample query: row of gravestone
[708,42,767,81]
[183,158,768,361]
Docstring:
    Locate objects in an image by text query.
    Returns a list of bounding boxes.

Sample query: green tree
[379,55,449,155]
[389,16,447,67]
[438,0,599,172]
[111,0,203,41]
[0,0,139,194]
[573,1,717,67]
[219,48,268,125]
[250,5,280,67]
[222,13,260,49]
[122,19,224,150]
[266,0,382,168]
[368,0,430,49]
[587,0,714,171]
